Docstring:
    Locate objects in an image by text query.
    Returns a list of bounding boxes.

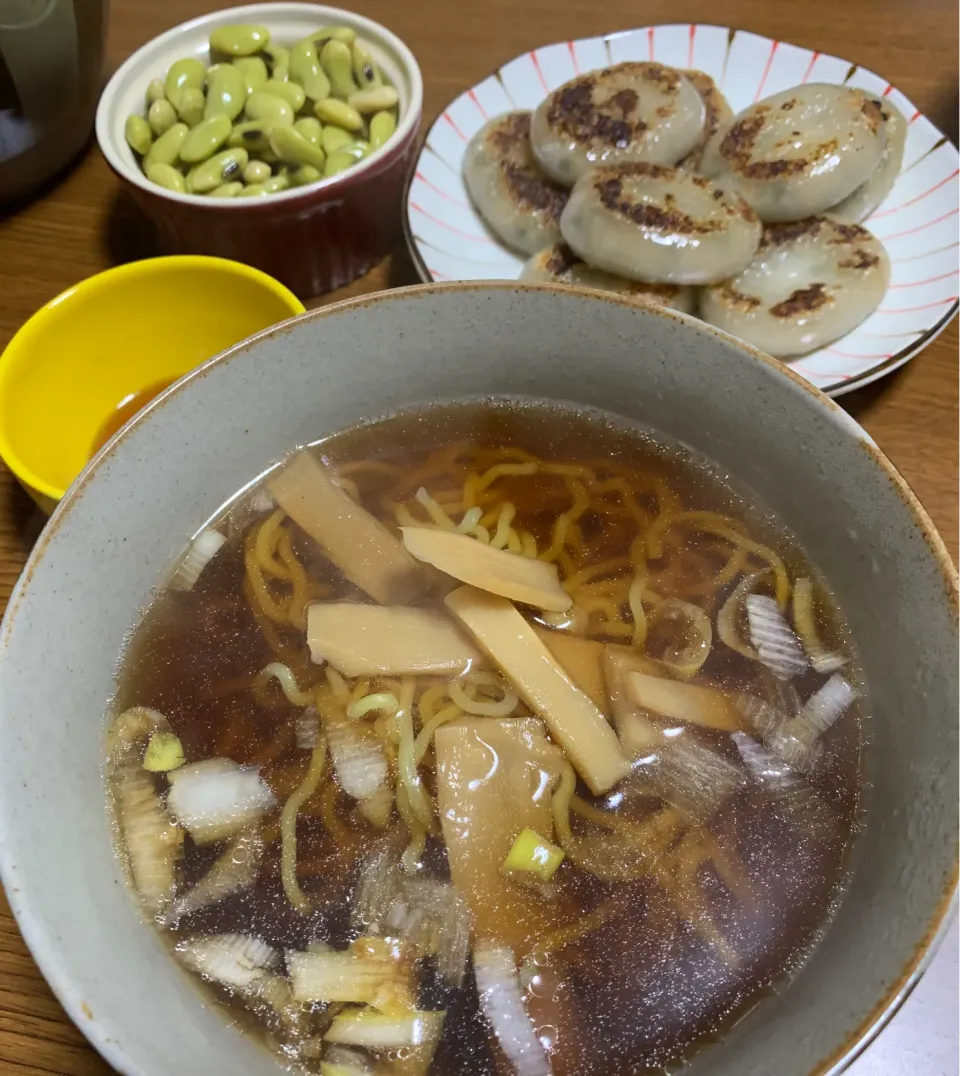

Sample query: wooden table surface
[0,0,956,1072]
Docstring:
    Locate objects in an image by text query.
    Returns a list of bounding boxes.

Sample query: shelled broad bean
[124,23,400,196]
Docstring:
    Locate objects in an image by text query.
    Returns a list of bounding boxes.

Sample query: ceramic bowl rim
[0,254,304,502]
[95,1,424,209]
[1,281,955,1076]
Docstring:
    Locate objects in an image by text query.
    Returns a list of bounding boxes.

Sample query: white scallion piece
[797,673,858,735]
[170,529,227,592]
[792,577,848,674]
[474,943,552,1076]
[166,759,278,844]
[746,594,809,680]
[114,764,182,917]
[174,933,279,989]
[296,708,321,751]
[764,721,822,774]
[326,722,389,803]
[633,735,746,820]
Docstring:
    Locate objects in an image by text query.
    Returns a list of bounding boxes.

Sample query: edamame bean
[209,181,244,197]
[209,23,270,57]
[164,58,205,109]
[124,114,152,155]
[245,90,294,126]
[262,78,305,112]
[289,40,330,101]
[176,87,205,126]
[351,41,381,89]
[293,117,323,145]
[145,161,186,192]
[205,64,246,121]
[314,97,363,132]
[319,40,357,99]
[320,124,354,154]
[348,86,398,114]
[179,114,232,163]
[144,122,189,168]
[242,160,272,184]
[263,42,289,81]
[146,78,166,106]
[233,56,268,93]
[290,164,322,185]
[269,125,327,170]
[368,109,397,150]
[328,27,356,44]
[323,150,356,177]
[186,147,249,192]
[238,182,269,197]
[147,97,177,136]
[262,174,290,193]
[228,121,271,151]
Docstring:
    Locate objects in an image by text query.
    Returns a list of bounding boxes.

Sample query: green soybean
[262,42,289,81]
[290,164,322,185]
[320,124,354,154]
[205,64,246,121]
[209,181,244,197]
[209,23,270,57]
[186,147,249,193]
[351,41,382,89]
[164,58,204,109]
[368,109,397,150]
[319,39,357,99]
[262,78,306,112]
[233,55,268,93]
[348,86,398,114]
[245,90,294,126]
[145,161,186,192]
[262,174,290,193]
[269,125,327,170]
[147,97,177,136]
[238,182,270,197]
[314,97,363,132]
[179,114,232,163]
[323,150,357,177]
[293,117,323,145]
[228,121,271,151]
[146,78,166,106]
[176,87,205,126]
[289,40,330,101]
[144,122,189,167]
[124,114,152,155]
[242,160,272,184]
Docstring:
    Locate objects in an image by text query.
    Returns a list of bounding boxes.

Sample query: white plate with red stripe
[404,24,958,397]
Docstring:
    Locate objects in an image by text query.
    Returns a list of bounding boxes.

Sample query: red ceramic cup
[96,4,422,299]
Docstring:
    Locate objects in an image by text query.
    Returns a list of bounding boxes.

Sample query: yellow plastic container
[0,256,304,512]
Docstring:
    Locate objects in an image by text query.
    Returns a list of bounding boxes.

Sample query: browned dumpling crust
[530,63,706,185]
[462,111,568,255]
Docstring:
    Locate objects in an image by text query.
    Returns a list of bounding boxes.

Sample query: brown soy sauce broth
[112,398,865,1074]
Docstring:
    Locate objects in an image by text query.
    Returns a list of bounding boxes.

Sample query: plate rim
[403,22,959,399]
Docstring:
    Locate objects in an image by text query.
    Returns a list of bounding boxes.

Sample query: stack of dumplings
[462,62,901,359]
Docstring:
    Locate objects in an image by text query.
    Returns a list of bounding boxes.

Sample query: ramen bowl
[0,283,955,1076]
[0,255,303,513]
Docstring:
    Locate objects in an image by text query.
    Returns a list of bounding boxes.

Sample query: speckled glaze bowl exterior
[96,4,423,297]
[0,284,955,1076]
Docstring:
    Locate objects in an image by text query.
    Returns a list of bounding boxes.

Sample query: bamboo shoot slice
[268,452,424,604]
[307,603,481,676]
[602,648,667,753]
[402,527,572,612]
[626,671,744,732]
[445,586,631,794]
[532,627,610,709]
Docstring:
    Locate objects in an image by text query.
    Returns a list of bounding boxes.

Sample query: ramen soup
[107,400,864,1076]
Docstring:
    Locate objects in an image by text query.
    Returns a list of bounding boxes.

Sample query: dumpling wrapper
[676,69,734,172]
[830,100,907,223]
[531,63,706,185]
[306,602,482,676]
[700,84,886,222]
[699,216,891,358]
[401,526,572,612]
[560,161,761,285]
[521,242,697,313]
[462,111,568,255]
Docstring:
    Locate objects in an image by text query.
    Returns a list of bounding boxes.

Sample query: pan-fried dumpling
[699,216,890,358]
[530,63,706,186]
[560,162,761,285]
[830,100,907,222]
[521,242,696,312]
[700,85,887,222]
[677,70,733,172]
[462,112,568,255]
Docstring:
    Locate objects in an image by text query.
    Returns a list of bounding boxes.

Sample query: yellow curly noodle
[280,737,327,913]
